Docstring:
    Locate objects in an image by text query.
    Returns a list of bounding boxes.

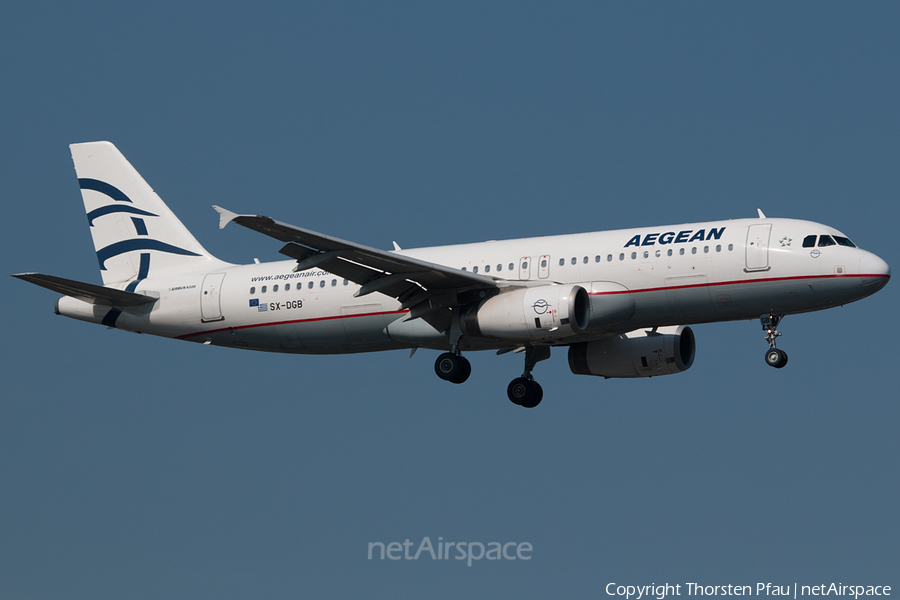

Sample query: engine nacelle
[461,284,590,340]
[568,325,695,378]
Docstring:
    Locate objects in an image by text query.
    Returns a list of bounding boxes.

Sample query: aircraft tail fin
[71,141,229,287]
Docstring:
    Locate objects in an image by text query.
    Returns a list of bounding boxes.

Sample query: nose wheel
[765,347,788,368]
[434,352,471,384]
[761,314,788,369]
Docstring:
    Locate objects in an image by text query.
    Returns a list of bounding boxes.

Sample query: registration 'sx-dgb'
[14,142,890,407]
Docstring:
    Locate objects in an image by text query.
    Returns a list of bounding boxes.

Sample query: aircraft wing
[12,273,157,306]
[213,206,499,325]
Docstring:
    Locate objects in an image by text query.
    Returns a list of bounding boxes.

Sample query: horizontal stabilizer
[12,273,157,306]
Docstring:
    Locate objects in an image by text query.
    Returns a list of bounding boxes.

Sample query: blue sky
[1,3,897,598]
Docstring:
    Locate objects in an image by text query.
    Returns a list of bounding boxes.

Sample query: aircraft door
[200,272,226,322]
[745,224,772,271]
[519,257,532,280]
[538,255,550,279]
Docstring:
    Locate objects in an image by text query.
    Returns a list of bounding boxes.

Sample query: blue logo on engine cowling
[532,299,550,314]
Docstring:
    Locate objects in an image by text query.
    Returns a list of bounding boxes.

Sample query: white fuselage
[59,217,889,354]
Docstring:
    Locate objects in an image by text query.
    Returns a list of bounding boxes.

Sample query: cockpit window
[802,235,817,248]
[834,236,856,248]
[818,235,836,247]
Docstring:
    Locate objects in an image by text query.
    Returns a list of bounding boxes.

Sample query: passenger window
[802,235,817,248]
[834,236,856,248]
[473,266,479,273]
[496,264,502,271]
[273,285,279,292]
[607,254,613,262]
[508,263,514,271]
[285,283,291,291]
[261,286,267,293]
[332,279,337,286]
[619,253,625,261]
[716,245,721,252]
[583,256,588,264]
[691,247,697,254]
[728,244,734,251]
[343,279,349,285]
[308,281,314,289]
[571,257,577,265]
[655,250,661,257]
[559,258,565,266]
[679,248,685,255]
[643,251,649,258]
[485,265,491,272]
[818,235,836,247]
[704,246,709,253]
[461,267,467,271]
[250,287,256,294]
[631,252,637,260]
[595,255,601,263]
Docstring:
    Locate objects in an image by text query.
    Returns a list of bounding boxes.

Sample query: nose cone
[859,252,890,293]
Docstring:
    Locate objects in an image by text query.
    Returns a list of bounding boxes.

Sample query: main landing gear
[434,351,471,384]
[761,314,788,369]
[507,346,550,409]
[433,345,549,408]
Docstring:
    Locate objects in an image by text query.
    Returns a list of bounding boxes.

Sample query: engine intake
[568,325,695,378]
[462,284,590,340]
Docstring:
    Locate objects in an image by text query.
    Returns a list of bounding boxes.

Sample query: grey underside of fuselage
[204,275,875,355]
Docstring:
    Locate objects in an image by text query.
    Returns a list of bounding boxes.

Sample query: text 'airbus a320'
[14,142,891,407]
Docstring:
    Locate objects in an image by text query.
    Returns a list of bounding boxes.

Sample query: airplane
[13,142,891,408]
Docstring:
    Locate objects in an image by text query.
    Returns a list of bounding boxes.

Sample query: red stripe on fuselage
[176,309,409,339]
[177,273,888,339]
[588,273,889,295]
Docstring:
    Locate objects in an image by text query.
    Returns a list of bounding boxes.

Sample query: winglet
[392,241,402,251]
[757,208,767,219]
[212,205,240,229]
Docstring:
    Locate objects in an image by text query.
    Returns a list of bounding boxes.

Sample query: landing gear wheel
[507,377,543,408]
[435,352,471,383]
[449,357,471,384]
[765,348,788,369]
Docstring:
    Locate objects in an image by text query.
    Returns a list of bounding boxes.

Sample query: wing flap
[217,208,497,300]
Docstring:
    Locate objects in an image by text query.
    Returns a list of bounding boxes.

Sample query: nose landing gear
[761,314,788,369]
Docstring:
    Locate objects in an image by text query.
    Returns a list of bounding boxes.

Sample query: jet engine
[461,284,590,340]
[568,325,695,378]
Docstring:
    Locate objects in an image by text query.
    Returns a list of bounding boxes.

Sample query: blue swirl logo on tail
[96,239,201,271]
[82,178,202,277]
[78,178,133,203]
[86,205,158,226]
